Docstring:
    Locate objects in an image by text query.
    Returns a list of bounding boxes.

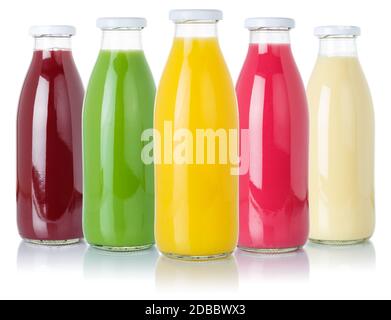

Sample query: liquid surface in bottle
[308,56,375,242]
[155,38,239,257]
[83,50,156,248]
[17,50,84,241]
[236,43,309,250]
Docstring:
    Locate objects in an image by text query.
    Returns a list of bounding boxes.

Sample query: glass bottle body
[308,35,375,244]
[17,35,84,244]
[155,21,239,260]
[83,28,156,251]
[236,29,309,253]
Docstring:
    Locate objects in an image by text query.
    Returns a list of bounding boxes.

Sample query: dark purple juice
[17,49,84,243]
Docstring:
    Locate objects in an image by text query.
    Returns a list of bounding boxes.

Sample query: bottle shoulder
[86,51,155,91]
[160,42,233,86]
[19,52,83,109]
[308,57,371,95]
[307,58,374,114]
[237,56,306,101]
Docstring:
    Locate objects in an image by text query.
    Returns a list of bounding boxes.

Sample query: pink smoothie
[236,43,309,251]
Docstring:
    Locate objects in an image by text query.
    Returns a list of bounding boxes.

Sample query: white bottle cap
[314,26,361,38]
[169,9,223,23]
[97,17,147,30]
[29,25,76,37]
[245,18,295,30]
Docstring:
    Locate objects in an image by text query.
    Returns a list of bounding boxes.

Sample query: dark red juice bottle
[17,26,84,245]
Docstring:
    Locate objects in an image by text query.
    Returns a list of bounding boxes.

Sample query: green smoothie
[83,50,155,250]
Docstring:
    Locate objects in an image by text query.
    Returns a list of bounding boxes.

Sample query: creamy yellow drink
[307,26,375,244]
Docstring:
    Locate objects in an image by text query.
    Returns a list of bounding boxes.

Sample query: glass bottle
[308,26,375,245]
[155,10,239,261]
[83,18,156,252]
[236,18,309,253]
[17,26,84,245]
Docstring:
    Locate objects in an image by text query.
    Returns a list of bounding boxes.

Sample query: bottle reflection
[306,241,376,274]
[17,241,87,273]
[236,249,310,282]
[155,256,239,292]
[83,246,159,279]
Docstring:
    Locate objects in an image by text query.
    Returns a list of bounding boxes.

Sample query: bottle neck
[319,37,358,57]
[175,22,218,38]
[101,30,143,51]
[250,30,291,44]
[34,36,72,51]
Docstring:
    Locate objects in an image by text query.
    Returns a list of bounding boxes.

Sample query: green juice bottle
[83,18,156,251]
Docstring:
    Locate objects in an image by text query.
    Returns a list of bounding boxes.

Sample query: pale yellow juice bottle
[155,10,239,260]
[307,26,375,244]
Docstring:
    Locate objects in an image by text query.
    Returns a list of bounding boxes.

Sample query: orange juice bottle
[155,10,239,261]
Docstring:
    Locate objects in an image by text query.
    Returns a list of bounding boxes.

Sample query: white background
[0,0,388,300]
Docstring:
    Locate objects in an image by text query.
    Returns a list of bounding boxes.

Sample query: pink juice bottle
[236,18,309,253]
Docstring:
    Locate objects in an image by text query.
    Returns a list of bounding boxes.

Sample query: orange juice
[155,10,238,260]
